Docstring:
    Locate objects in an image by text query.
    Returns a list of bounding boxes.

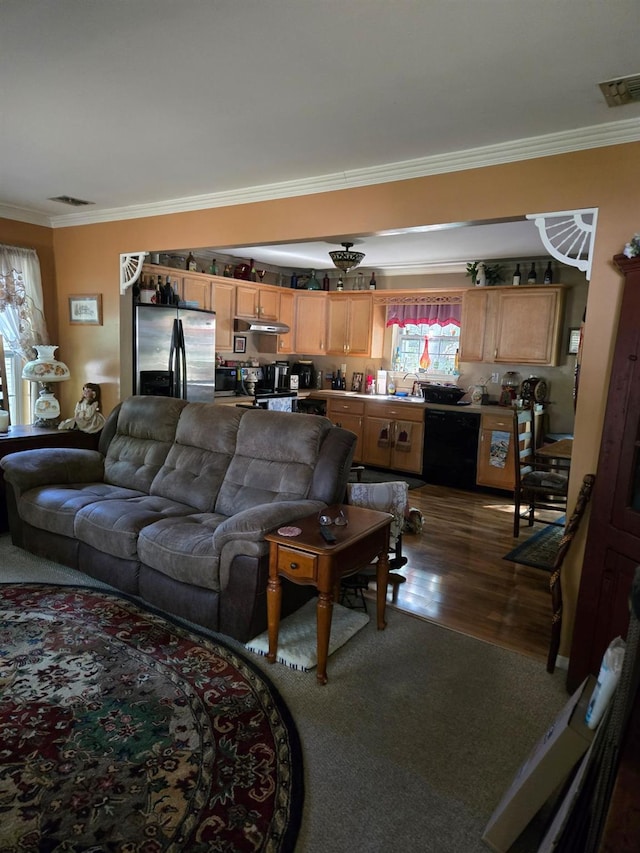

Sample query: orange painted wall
[3,140,640,656]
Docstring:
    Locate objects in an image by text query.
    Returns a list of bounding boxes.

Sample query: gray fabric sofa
[1,396,356,641]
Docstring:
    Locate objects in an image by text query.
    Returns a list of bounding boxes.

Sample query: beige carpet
[0,534,570,852]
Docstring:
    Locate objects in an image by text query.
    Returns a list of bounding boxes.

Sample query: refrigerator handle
[169,318,179,397]
[177,319,187,399]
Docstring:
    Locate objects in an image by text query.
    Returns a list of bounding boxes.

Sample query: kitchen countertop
[214,389,526,416]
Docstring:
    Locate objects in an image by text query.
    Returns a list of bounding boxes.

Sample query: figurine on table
[58,382,105,434]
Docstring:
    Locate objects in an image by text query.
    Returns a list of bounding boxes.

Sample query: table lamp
[22,345,71,427]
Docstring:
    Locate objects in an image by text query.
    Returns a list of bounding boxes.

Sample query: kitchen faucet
[402,373,422,396]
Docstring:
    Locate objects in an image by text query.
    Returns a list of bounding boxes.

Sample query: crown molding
[0,203,51,228]
[5,118,640,230]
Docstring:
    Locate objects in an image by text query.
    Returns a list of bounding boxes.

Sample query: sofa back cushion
[215,409,332,515]
[150,403,242,511]
[104,396,188,492]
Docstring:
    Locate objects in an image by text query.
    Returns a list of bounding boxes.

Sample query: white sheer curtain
[0,245,49,360]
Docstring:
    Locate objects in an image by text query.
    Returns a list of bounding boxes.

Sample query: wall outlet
[491,372,500,384]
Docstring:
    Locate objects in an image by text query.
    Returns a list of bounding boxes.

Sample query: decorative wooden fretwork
[373,292,463,306]
[526,208,598,280]
[120,253,147,294]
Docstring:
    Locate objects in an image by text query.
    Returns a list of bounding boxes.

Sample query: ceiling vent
[48,195,95,206]
[598,74,640,107]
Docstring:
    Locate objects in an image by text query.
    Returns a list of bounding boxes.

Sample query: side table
[265,504,392,685]
[0,425,101,532]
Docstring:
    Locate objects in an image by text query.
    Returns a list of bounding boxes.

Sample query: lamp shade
[22,345,71,383]
[328,242,365,273]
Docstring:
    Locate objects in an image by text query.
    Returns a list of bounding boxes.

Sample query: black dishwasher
[423,408,481,489]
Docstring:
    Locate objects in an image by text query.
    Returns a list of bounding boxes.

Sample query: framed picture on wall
[233,335,247,354]
[68,294,102,325]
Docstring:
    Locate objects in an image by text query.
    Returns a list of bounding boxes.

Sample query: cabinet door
[327,403,364,463]
[236,284,259,318]
[362,415,392,468]
[494,288,564,365]
[257,286,279,320]
[476,424,515,490]
[294,292,328,355]
[212,280,235,352]
[459,289,489,362]
[182,275,213,311]
[390,418,424,473]
[346,295,374,356]
[327,297,350,354]
[275,290,295,354]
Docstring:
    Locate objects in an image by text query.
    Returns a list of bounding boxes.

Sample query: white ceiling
[2,0,640,270]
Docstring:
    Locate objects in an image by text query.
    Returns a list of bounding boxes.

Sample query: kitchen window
[386,298,461,379]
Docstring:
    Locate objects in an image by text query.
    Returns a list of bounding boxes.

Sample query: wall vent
[48,195,95,206]
[598,74,640,107]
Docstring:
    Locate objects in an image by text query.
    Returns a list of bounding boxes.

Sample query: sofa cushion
[149,403,242,511]
[17,483,146,539]
[215,410,332,515]
[137,513,226,591]
[74,495,198,560]
[104,396,188,492]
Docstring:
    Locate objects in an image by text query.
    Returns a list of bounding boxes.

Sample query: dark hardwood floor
[373,483,564,661]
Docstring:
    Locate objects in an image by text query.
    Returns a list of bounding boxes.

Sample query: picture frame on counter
[351,372,364,392]
[68,294,102,325]
[233,335,247,354]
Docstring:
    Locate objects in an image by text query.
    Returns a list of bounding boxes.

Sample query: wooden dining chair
[512,408,568,537]
[0,335,11,425]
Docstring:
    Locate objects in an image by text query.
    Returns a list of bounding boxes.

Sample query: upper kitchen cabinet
[460,285,566,366]
[235,282,279,320]
[182,275,213,311]
[294,291,328,355]
[327,293,385,357]
[212,279,235,352]
[258,289,295,355]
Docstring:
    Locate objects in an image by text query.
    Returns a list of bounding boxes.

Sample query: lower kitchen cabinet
[476,409,543,490]
[476,411,517,490]
[327,397,365,463]
[362,401,424,474]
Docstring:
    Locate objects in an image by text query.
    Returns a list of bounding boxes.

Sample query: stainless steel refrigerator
[133,303,216,402]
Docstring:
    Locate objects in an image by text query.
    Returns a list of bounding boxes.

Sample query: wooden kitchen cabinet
[460,285,566,366]
[327,397,365,463]
[476,411,517,490]
[258,289,295,355]
[294,291,328,355]
[362,401,425,474]
[327,293,384,357]
[212,279,235,352]
[235,282,279,320]
[182,275,213,311]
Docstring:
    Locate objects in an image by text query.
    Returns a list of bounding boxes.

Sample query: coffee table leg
[267,574,282,664]
[376,549,389,630]
[316,591,333,685]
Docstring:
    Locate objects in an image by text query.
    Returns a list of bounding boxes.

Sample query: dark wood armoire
[569,253,640,690]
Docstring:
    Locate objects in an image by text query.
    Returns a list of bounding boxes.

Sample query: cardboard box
[482,675,597,852]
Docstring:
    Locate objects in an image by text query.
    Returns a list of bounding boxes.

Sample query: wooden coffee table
[265,504,392,685]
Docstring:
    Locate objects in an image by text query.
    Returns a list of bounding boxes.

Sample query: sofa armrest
[1,447,105,498]
[213,499,326,550]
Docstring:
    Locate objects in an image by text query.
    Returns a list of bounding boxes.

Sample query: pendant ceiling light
[328,241,365,273]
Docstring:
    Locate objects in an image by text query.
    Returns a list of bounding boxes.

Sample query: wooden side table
[265,504,392,685]
[0,425,101,532]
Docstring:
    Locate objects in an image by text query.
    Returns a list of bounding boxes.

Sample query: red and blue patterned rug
[0,584,303,852]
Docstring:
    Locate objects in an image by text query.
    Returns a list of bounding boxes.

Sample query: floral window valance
[386,301,461,328]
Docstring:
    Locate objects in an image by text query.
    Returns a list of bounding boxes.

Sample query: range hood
[234,317,290,335]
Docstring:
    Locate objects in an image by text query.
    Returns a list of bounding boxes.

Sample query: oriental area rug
[0,584,303,853]
[502,519,565,571]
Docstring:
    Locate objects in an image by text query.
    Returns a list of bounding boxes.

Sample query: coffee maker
[291,361,315,389]
[261,361,291,393]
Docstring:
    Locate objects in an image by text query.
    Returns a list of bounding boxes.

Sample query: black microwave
[215,367,239,396]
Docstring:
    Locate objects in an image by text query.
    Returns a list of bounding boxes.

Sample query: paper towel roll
[376,370,387,395]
